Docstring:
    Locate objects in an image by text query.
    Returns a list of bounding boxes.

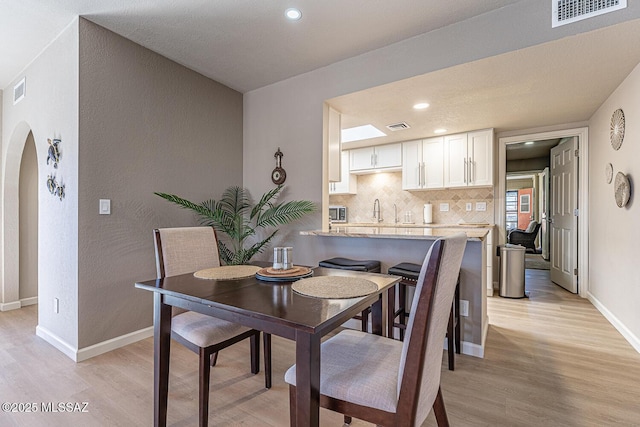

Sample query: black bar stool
[318,258,381,333]
[388,262,461,371]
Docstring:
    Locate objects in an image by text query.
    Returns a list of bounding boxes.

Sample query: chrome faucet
[394,204,398,224]
[373,199,383,222]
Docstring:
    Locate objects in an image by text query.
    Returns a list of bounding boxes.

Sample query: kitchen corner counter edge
[300,224,491,241]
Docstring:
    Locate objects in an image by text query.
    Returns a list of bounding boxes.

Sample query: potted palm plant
[155,185,315,265]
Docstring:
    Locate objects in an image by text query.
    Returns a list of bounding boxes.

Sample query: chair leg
[250,332,260,374]
[454,279,461,355]
[433,386,450,427]
[360,308,370,333]
[387,284,396,338]
[199,348,211,427]
[288,385,296,427]
[263,333,272,389]
[447,307,455,371]
[398,282,407,341]
[210,351,218,367]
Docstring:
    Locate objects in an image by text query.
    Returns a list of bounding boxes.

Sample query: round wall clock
[610,109,625,151]
[271,147,287,185]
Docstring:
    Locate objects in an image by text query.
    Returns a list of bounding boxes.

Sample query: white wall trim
[36,325,77,361]
[588,292,640,354]
[20,296,38,307]
[497,126,589,299]
[76,326,154,362]
[0,301,22,311]
[36,325,154,362]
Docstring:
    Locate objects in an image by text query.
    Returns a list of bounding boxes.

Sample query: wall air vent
[552,0,626,28]
[386,122,411,131]
[13,77,26,104]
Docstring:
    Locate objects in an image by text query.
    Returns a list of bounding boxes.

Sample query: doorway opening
[19,132,39,306]
[498,127,589,298]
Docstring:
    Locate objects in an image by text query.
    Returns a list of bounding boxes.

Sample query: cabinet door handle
[468,157,473,183]
[421,162,426,187]
[371,153,374,167]
[463,158,467,183]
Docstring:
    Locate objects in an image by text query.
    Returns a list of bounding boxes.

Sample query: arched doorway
[1,121,37,311]
[19,132,38,306]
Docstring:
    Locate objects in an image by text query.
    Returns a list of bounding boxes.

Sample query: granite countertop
[301,224,490,241]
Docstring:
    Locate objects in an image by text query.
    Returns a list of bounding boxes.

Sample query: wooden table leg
[293,331,320,427]
[386,286,396,338]
[370,292,387,336]
[154,293,172,427]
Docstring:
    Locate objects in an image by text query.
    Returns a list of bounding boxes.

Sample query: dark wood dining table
[135,264,400,427]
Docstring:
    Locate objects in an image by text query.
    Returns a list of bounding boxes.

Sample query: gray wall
[19,132,38,300]
[77,19,244,348]
[588,62,640,349]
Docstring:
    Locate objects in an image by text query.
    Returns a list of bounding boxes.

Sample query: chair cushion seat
[388,262,421,281]
[284,329,402,412]
[172,311,251,348]
[319,258,381,272]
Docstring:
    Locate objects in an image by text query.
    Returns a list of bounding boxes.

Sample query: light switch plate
[99,199,111,215]
[439,203,449,212]
[475,202,487,212]
[466,202,472,211]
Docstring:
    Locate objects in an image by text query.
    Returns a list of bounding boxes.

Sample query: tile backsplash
[330,172,494,224]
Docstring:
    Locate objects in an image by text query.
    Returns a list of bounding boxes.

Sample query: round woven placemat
[194,265,260,280]
[256,266,312,278]
[291,276,378,299]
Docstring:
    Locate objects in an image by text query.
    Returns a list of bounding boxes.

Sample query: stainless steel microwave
[329,205,347,223]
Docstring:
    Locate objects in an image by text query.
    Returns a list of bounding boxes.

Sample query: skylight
[341,125,386,143]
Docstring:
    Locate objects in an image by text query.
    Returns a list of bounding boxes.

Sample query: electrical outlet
[466,202,472,211]
[475,202,487,212]
[439,203,449,212]
[53,298,59,314]
[459,300,469,317]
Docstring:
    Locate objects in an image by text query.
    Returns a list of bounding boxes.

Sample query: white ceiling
[0,0,522,92]
[331,18,640,148]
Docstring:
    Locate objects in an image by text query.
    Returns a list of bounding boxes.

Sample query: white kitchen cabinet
[327,106,341,182]
[443,129,493,188]
[350,143,402,173]
[402,137,444,190]
[329,151,357,194]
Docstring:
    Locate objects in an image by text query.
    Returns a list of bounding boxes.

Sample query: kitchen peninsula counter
[300,222,492,358]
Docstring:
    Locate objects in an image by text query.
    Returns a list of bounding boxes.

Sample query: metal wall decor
[47,174,65,200]
[46,138,61,168]
[271,147,287,185]
[614,172,630,208]
[610,109,625,150]
[605,163,613,184]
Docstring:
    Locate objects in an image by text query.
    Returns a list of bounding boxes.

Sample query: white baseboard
[20,297,38,307]
[76,326,154,362]
[36,325,78,361]
[0,301,22,311]
[36,325,154,362]
[588,292,640,354]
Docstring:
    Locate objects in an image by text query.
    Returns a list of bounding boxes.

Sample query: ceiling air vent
[386,122,411,131]
[552,0,626,28]
[13,77,26,104]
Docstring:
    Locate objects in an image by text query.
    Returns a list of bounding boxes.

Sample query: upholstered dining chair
[154,226,272,426]
[284,233,467,427]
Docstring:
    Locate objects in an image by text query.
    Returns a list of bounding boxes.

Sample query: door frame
[497,127,589,298]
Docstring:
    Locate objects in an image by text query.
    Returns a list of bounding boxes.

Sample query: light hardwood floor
[1,269,639,426]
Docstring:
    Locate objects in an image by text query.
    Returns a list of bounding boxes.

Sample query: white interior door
[550,138,578,293]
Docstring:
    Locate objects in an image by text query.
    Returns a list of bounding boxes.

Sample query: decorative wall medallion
[614,172,630,208]
[610,109,625,151]
[605,163,613,184]
[47,138,61,168]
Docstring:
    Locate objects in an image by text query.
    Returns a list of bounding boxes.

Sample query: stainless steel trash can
[498,244,526,298]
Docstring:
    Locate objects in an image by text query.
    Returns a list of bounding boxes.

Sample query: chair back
[525,221,539,233]
[154,226,221,278]
[396,233,467,426]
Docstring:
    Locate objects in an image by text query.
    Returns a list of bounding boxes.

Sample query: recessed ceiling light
[413,103,430,110]
[285,8,302,20]
[434,128,447,134]
[525,141,535,145]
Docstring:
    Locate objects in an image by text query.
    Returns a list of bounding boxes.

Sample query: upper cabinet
[443,129,493,188]
[402,137,444,190]
[350,143,402,173]
[329,151,357,194]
